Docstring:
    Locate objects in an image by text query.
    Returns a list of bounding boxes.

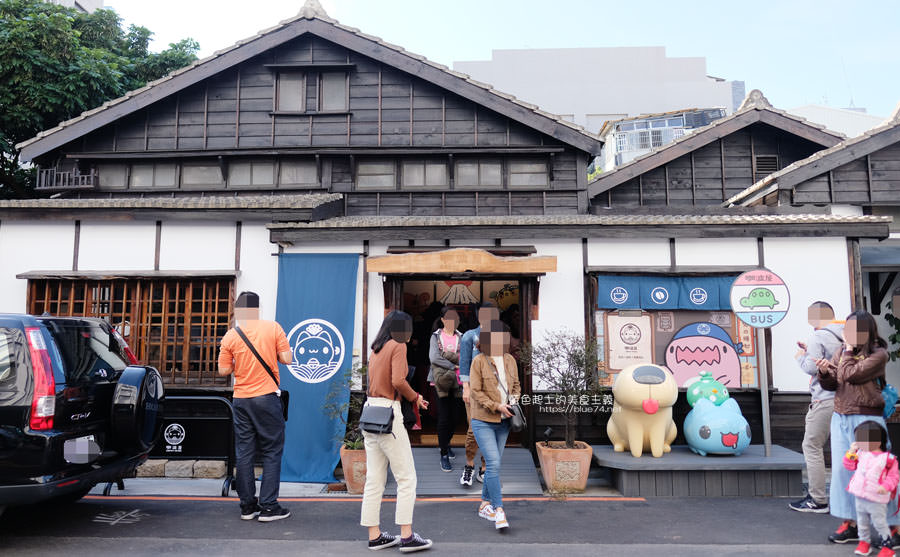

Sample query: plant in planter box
[323,364,367,493]
[521,330,601,493]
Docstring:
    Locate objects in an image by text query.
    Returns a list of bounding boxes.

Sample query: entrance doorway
[382,275,536,447]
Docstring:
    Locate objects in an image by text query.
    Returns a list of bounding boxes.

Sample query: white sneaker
[478,503,495,521]
[494,507,509,530]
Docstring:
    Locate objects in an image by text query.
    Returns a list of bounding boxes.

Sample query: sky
[103,0,900,118]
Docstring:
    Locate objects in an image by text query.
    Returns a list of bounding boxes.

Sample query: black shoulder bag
[235,327,290,421]
[358,361,396,435]
[490,357,526,433]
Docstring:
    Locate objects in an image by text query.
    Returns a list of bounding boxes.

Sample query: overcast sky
[104,0,900,118]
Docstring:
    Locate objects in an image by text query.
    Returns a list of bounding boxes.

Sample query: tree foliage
[0,0,199,197]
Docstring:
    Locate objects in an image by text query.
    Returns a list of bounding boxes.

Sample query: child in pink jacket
[844,421,899,557]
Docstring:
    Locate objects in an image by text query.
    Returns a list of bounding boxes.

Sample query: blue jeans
[829,412,899,523]
[471,418,510,509]
[233,393,285,509]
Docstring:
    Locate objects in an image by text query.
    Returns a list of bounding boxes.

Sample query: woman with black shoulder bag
[359,310,433,553]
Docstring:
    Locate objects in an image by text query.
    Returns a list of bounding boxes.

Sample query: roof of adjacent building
[0,193,341,210]
[596,107,720,137]
[17,0,602,161]
[587,90,845,198]
[725,101,900,206]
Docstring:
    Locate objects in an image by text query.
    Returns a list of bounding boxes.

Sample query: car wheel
[110,366,165,453]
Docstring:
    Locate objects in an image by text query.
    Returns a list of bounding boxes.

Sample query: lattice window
[27,277,234,388]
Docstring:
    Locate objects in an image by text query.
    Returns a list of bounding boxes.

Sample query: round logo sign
[619,323,642,345]
[164,423,185,446]
[689,287,708,305]
[287,318,346,384]
[729,269,791,328]
[610,286,629,305]
[650,287,669,304]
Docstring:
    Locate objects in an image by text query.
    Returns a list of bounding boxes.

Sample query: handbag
[235,327,290,421]
[359,404,395,434]
[490,358,526,433]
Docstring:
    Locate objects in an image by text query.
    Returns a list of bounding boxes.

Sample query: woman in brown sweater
[469,321,520,531]
[360,310,432,553]
[816,309,897,544]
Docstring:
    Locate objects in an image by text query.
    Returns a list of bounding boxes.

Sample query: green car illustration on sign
[739,287,778,310]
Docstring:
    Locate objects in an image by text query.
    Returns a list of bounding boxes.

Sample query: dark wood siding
[792,142,900,205]
[597,123,828,209]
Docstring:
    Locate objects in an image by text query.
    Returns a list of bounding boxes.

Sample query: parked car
[0,314,164,516]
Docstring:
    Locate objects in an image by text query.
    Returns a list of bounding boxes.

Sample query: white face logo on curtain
[287,319,345,383]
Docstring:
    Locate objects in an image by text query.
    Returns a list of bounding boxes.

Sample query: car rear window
[0,328,30,406]
[40,320,130,383]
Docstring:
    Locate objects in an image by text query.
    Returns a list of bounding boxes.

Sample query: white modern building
[454,46,745,134]
[48,0,103,13]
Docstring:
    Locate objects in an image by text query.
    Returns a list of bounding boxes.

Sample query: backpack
[876,376,899,419]
[879,453,900,516]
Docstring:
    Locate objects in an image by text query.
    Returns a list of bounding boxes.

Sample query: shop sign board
[729,269,790,328]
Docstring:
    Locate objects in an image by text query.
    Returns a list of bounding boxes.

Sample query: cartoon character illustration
[290,321,342,382]
[684,398,751,456]
[739,287,779,310]
[685,370,730,407]
[664,322,743,387]
[490,283,520,311]
[607,363,678,458]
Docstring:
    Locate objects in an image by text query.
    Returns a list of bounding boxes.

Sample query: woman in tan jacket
[469,321,520,531]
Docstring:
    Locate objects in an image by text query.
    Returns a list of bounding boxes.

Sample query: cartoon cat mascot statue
[607,363,678,458]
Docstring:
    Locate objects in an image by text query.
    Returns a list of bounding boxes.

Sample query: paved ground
[0,485,859,556]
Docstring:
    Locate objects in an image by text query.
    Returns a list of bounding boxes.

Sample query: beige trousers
[802,398,834,504]
[360,398,417,527]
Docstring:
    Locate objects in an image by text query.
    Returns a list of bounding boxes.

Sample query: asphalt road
[0,494,860,556]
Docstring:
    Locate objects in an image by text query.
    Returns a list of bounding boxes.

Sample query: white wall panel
[587,238,670,267]
[675,238,758,267]
[764,237,852,392]
[237,223,278,321]
[0,222,75,313]
[79,221,155,271]
[158,222,235,270]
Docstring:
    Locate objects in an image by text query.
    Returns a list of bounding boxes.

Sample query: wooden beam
[366,248,557,274]
[720,138,727,201]
[67,146,566,159]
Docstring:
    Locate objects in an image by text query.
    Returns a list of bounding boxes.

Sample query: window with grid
[508,159,549,188]
[455,159,502,188]
[28,277,234,388]
[275,71,348,112]
[357,160,397,189]
[401,160,448,189]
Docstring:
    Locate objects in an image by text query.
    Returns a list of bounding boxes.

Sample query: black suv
[0,315,164,515]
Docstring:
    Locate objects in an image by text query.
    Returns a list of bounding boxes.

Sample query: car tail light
[112,328,138,365]
[26,327,55,430]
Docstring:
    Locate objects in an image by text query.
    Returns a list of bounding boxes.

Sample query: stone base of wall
[137,459,229,479]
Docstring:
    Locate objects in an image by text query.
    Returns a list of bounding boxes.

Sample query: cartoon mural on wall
[684,398,752,456]
[664,322,743,387]
[490,283,520,311]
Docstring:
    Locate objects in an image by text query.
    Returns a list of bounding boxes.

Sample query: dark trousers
[233,393,285,509]
[437,392,458,454]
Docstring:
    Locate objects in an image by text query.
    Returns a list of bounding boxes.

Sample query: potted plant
[324,365,367,494]
[521,330,601,493]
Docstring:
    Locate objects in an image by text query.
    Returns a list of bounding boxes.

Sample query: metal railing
[36,167,98,190]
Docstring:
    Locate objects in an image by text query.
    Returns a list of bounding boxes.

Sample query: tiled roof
[0,193,341,210]
[268,213,890,230]
[725,101,900,206]
[16,1,601,154]
[587,90,845,193]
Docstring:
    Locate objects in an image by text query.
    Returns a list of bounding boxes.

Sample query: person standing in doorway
[218,291,292,522]
[429,307,462,472]
[469,320,520,531]
[817,310,898,545]
[361,310,432,553]
[458,303,498,486]
[789,301,844,513]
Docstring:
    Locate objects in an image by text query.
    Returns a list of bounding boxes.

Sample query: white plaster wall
[586,238,670,267]
[237,222,279,321]
[78,221,156,271]
[0,221,75,313]
[531,239,586,390]
[830,205,865,217]
[158,222,235,271]
[763,237,853,392]
[675,238,759,267]
[862,272,900,386]
[366,242,389,358]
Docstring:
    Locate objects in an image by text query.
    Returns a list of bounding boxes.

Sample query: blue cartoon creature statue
[684,398,751,456]
[685,371,730,407]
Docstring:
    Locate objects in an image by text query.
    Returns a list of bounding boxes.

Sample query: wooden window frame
[508,158,550,189]
[454,158,503,190]
[356,159,398,190]
[27,277,235,389]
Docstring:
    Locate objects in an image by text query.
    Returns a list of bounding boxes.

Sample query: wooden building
[1,2,892,451]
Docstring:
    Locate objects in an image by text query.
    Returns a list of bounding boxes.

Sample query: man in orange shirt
[219,291,293,522]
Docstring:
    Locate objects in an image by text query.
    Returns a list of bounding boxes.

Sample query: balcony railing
[36,168,98,191]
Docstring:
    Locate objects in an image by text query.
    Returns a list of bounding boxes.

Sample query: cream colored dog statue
[607,363,678,458]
